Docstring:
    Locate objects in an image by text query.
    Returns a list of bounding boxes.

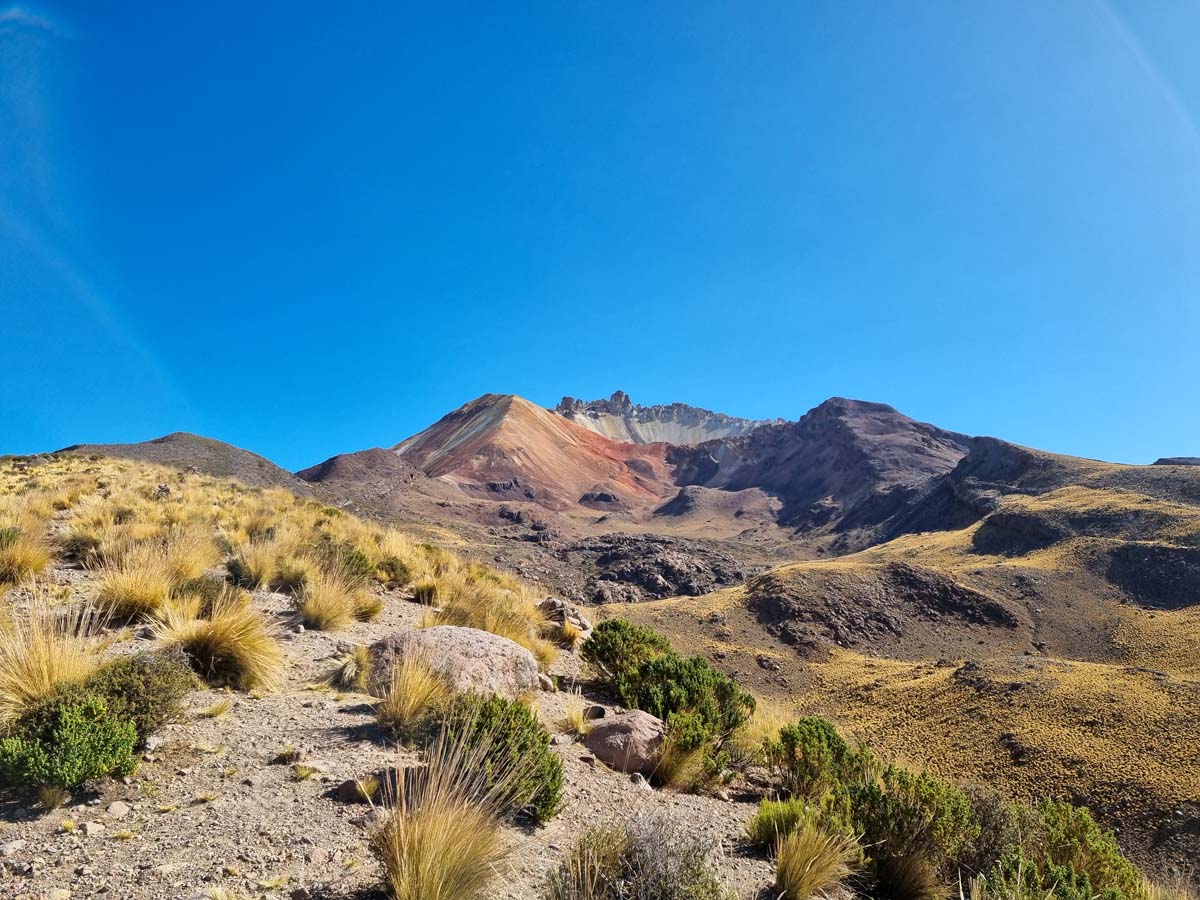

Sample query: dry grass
[375,654,452,736]
[274,553,318,594]
[1144,875,1198,900]
[327,645,372,692]
[429,573,555,669]
[774,822,860,900]
[0,598,104,727]
[411,578,439,605]
[156,594,283,691]
[229,539,277,590]
[295,565,359,631]
[96,543,173,621]
[559,693,592,736]
[652,730,713,792]
[163,526,220,582]
[0,526,51,584]
[370,721,534,900]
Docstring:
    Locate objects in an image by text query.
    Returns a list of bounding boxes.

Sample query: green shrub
[989,852,1124,900]
[959,784,1046,876]
[745,793,857,851]
[615,653,755,749]
[0,695,137,790]
[440,693,563,825]
[764,717,874,799]
[81,648,197,746]
[852,765,978,868]
[580,619,671,681]
[172,574,228,611]
[377,555,411,587]
[1036,799,1145,900]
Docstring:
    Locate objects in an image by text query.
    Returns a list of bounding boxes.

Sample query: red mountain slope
[390,394,676,511]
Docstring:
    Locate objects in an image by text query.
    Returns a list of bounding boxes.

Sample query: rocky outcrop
[557,533,751,603]
[366,626,540,699]
[748,561,1018,656]
[583,710,666,775]
[555,391,778,446]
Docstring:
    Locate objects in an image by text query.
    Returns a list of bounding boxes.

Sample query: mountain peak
[554,392,778,445]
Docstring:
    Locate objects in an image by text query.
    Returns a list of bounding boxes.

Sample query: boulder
[368,626,540,699]
[583,710,665,775]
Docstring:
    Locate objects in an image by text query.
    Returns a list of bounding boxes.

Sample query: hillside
[603,438,1200,869]
[665,397,971,536]
[59,432,312,494]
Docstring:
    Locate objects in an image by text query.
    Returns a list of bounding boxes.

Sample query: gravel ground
[0,564,774,900]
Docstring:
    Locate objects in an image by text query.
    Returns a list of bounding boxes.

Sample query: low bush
[545,810,729,900]
[439,693,563,824]
[615,653,755,752]
[580,619,671,681]
[1036,799,1145,900]
[764,717,874,799]
[0,694,137,791]
[81,647,197,746]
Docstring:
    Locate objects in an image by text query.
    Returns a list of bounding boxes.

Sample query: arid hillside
[604,439,1200,871]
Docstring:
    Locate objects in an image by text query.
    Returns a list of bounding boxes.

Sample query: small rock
[538,673,556,692]
[0,839,26,857]
[350,808,389,830]
[630,772,652,791]
[106,801,130,819]
[49,890,71,900]
[83,822,105,837]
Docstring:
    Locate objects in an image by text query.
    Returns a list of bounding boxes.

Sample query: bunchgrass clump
[370,720,542,900]
[375,655,452,738]
[773,822,860,900]
[96,543,172,621]
[327,645,372,692]
[155,594,283,691]
[0,600,104,728]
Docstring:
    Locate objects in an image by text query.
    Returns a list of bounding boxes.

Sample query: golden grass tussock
[156,593,283,691]
[370,721,534,900]
[559,693,591,736]
[162,526,220,582]
[774,822,861,900]
[295,564,361,631]
[0,524,51,584]
[375,654,452,736]
[327,644,372,692]
[228,538,278,590]
[0,598,105,727]
[96,542,173,621]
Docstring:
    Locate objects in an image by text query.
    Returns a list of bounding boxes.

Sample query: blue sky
[2,1,1198,470]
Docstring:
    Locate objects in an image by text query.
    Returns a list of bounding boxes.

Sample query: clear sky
[2,1,1198,470]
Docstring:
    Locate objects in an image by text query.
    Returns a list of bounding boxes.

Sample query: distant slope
[555,391,778,445]
[306,394,678,514]
[59,432,311,493]
[665,397,971,535]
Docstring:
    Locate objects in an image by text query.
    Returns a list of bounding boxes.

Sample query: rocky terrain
[16,390,1200,892]
[554,391,780,445]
